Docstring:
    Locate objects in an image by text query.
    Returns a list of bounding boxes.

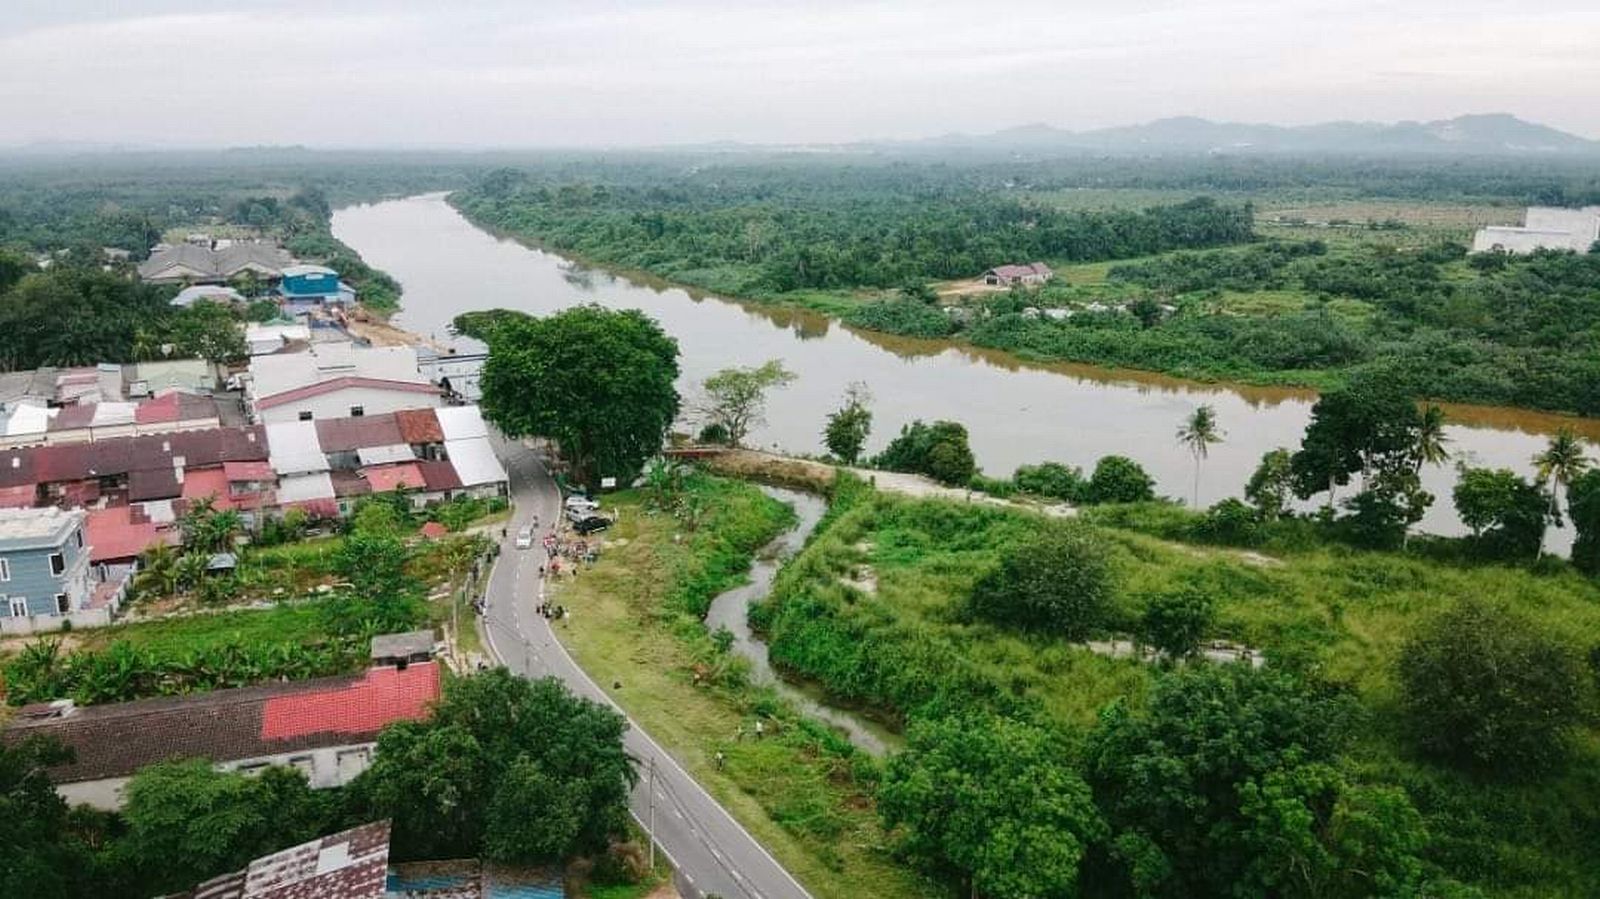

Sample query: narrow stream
[703,486,896,756]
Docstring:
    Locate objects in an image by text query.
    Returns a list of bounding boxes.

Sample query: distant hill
[887,114,1600,157]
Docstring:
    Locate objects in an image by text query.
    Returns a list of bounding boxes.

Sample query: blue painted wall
[0,524,87,617]
[282,271,341,298]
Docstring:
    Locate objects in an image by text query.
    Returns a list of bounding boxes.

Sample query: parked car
[515,526,534,549]
[572,515,611,536]
[565,495,601,513]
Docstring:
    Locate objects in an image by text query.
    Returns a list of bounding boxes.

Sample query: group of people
[537,601,567,620]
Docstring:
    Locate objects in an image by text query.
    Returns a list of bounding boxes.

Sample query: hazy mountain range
[884,114,1600,157]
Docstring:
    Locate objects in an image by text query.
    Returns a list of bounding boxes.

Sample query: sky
[4,0,1599,148]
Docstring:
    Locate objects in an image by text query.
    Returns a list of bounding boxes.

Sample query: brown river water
[333,193,1599,551]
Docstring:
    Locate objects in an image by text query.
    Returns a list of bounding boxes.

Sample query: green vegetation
[546,472,933,899]
[872,419,976,486]
[968,523,1114,639]
[821,382,873,464]
[459,305,681,486]
[755,479,1600,896]
[448,156,1600,416]
[350,669,635,864]
[699,359,796,447]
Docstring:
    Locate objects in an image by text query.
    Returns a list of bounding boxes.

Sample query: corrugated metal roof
[444,437,507,488]
[266,421,328,475]
[435,405,489,441]
[355,444,415,466]
[276,471,335,503]
[393,408,445,445]
[315,415,405,453]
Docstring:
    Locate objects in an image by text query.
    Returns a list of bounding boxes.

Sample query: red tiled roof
[0,484,36,508]
[256,377,440,410]
[128,466,180,501]
[2,663,440,784]
[223,460,274,482]
[393,408,445,445]
[50,404,96,430]
[329,470,372,498]
[361,462,423,494]
[261,662,440,741]
[418,521,449,540]
[0,425,268,491]
[180,467,235,509]
[417,460,462,491]
[85,505,177,564]
[315,414,404,453]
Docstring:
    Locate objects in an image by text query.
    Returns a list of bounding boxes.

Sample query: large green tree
[1085,665,1368,897]
[873,420,976,486]
[352,669,635,864]
[463,305,680,485]
[0,737,97,899]
[1290,378,1422,507]
[1568,469,1600,575]
[114,760,332,897]
[879,713,1106,899]
[1451,467,1549,559]
[1398,600,1586,774]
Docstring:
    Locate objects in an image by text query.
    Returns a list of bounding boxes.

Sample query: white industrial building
[1472,206,1600,254]
[246,341,442,424]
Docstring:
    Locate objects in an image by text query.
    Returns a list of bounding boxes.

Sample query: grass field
[545,476,934,899]
[757,490,1600,897]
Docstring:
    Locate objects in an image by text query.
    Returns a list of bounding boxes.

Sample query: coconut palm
[1533,426,1591,556]
[1176,404,1224,508]
[1416,404,1451,471]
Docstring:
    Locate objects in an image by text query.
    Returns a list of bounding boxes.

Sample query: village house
[1,649,442,810]
[414,346,488,403]
[246,342,442,424]
[982,262,1055,286]
[0,507,128,635]
[170,284,247,308]
[137,241,293,285]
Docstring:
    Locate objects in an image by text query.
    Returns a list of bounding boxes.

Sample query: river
[332,192,1595,551]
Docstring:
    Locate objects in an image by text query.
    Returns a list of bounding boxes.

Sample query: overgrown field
[755,486,1600,897]
[545,474,936,899]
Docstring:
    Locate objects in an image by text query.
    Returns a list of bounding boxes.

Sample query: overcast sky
[5,0,1598,147]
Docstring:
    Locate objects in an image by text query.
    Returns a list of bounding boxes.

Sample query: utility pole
[647,756,657,870]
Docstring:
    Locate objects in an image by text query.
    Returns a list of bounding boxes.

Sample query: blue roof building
[279,264,356,309]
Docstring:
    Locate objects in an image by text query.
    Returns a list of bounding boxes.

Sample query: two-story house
[0,507,91,620]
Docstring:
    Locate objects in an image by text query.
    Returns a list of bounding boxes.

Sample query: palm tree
[1533,426,1591,557]
[1416,404,1451,471]
[1176,404,1224,508]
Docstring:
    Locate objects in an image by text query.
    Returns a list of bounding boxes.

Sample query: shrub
[842,299,958,338]
[1085,455,1156,504]
[1140,587,1215,659]
[1194,498,1260,545]
[1398,600,1586,774]
[1013,461,1085,501]
[969,522,1113,638]
[873,420,975,486]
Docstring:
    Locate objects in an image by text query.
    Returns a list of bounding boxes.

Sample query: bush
[842,299,958,338]
[1013,461,1085,501]
[1194,498,1261,545]
[1398,600,1586,774]
[969,522,1113,638]
[1140,587,1215,658]
[873,420,976,486]
[1085,455,1156,504]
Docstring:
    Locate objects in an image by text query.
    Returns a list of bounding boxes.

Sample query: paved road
[479,437,812,899]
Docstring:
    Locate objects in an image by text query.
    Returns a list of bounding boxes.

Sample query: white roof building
[1472,206,1600,254]
[247,342,441,424]
[265,420,328,476]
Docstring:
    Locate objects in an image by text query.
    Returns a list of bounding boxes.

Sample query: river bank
[332,193,1590,550]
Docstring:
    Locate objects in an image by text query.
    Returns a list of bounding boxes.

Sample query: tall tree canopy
[351,669,636,864]
[462,305,681,485]
[0,736,96,899]
[879,713,1106,899]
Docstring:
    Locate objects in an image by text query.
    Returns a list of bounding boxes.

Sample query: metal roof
[266,421,328,475]
[434,405,490,441]
[443,437,507,488]
[0,506,83,549]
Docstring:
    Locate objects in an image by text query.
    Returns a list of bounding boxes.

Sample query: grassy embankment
[754,486,1600,897]
[543,474,935,899]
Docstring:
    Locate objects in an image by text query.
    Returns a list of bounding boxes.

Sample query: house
[1472,206,1600,254]
[163,821,393,899]
[1,655,442,810]
[279,264,356,310]
[982,262,1055,286]
[0,507,95,630]
[137,242,293,285]
[245,322,313,357]
[247,342,441,424]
